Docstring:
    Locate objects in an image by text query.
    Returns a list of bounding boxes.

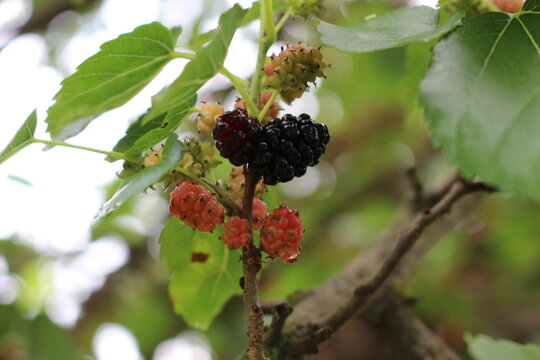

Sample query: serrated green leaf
[420,6,540,198]
[160,217,243,330]
[466,334,540,360]
[95,134,182,221]
[142,4,247,124]
[317,6,464,53]
[0,110,37,165]
[46,22,176,140]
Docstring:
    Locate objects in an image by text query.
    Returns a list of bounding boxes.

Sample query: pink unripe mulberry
[260,205,303,264]
[169,181,224,232]
[222,217,250,250]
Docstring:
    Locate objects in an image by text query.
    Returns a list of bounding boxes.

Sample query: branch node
[265,303,294,347]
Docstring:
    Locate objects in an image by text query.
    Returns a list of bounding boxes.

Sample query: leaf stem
[263,0,276,45]
[250,0,276,108]
[33,138,130,161]
[171,51,195,60]
[220,67,259,116]
[257,89,278,122]
[275,8,293,33]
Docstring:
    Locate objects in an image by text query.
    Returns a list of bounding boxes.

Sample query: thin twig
[265,303,293,347]
[406,166,424,211]
[241,167,266,360]
[198,177,241,216]
[284,178,495,355]
[285,327,332,357]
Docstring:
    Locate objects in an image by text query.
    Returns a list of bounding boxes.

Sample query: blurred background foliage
[1,0,540,359]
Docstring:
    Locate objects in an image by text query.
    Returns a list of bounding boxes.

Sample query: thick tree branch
[322,179,495,333]
[277,178,495,358]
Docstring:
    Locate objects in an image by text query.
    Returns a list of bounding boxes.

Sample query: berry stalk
[257,90,279,122]
[240,167,266,360]
[249,0,275,109]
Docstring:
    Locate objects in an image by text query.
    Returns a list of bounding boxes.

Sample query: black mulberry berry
[248,113,330,185]
[213,108,263,166]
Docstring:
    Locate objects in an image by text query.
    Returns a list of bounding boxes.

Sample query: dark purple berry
[248,113,330,185]
[213,108,263,166]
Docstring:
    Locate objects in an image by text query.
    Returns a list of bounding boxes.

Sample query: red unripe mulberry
[260,205,303,263]
[251,198,268,231]
[222,217,250,250]
[169,181,224,232]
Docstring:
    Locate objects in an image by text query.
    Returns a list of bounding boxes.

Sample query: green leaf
[170,26,183,45]
[124,95,195,157]
[112,94,196,159]
[403,41,435,122]
[420,7,540,198]
[46,22,176,140]
[111,113,167,156]
[142,4,247,124]
[466,334,540,360]
[523,0,540,10]
[160,217,243,330]
[95,134,182,221]
[317,6,464,53]
[0,110,37,165]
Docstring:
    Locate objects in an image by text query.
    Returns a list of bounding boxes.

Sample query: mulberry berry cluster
[213,108,263,166]
[260,205,303,264]
[222,198,269,250]
[222,217,250,250]
[197,102,224,134]
[169,182,224,232]
[249,113,330,185]
[213,111,329,186]
[264,44,327,103]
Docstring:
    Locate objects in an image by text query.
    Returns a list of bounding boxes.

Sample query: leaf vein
[474,17,513,86]
[516,16,540,56]
[492,85,540,158]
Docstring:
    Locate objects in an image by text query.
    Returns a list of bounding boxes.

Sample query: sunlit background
[7,0,540,359]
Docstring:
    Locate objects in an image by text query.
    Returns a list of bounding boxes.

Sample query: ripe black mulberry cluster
[213,110,330,186]
[213,108,263,166]
[249,113,330,185]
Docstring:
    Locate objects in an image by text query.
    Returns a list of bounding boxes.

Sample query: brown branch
[280,178,495,357]
[313,288,461,360]
[241,167,266,360]
[406,166,424,211]
[265,303,293,347]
